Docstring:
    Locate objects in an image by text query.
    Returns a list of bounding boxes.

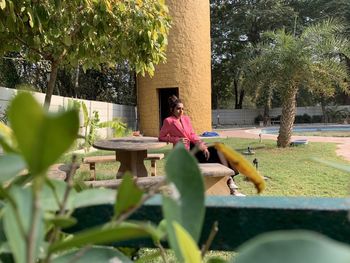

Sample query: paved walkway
[216,128,350,162]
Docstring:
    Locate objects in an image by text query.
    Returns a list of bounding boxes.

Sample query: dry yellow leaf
[214,142,265,193]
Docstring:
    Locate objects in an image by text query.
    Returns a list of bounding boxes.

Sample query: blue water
[261,125,350,135]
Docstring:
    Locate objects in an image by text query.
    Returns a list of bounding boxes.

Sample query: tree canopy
[211,0,350,109]
[210,0,296,109]
[0,0,171,107]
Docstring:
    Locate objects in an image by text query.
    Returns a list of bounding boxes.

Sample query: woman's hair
[168,95,182,114]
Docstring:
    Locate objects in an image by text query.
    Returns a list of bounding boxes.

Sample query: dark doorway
[158,88,179,129]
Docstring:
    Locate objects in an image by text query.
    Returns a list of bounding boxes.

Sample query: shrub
[294,115,303,123]
[311,115,323,123]
[326,107,350,123]
[302,113,312,123]
[254,114,264,124]
[294,114,311,123]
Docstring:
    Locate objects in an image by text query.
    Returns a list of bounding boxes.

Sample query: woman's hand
[203,148,210,160]
[199,143,210,160]
[181,137,189,144]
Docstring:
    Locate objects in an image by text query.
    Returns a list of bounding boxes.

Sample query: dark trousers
[191,144,239,176]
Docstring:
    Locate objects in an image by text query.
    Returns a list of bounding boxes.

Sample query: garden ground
[216,127,350,162]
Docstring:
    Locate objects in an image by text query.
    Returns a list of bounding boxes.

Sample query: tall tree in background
[0,56,21,89]
[250,20,349,147]
[284,0,350,103]
[75,62,136,105]
[210,0,296,109]
[0,0,170,108]
[0,57,137,105]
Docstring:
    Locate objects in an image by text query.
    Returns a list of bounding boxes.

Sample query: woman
[159,95,244,196]
[159,95,210,159]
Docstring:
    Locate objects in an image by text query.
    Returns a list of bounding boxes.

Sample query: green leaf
[164,144,205,242]
[0,154,26,182]
[8,1,15,22]
[234,231,350,263]
[54,0,61,9]
[52,246,132,263]
[0,0,6,10]
[41,179,72,211]
[71,188,116,209]
[63,35,72,46]
[0,137,15,153]
[41,180,116,212]
[3,190,27,263]
[3,186,45,263]
[118,3,126,12]
[27,9,34,28]
[0,121,16,152]
[162,197,182,260]
[8,93,79,175]
[173,221,201,263]
[99,119,127,137]
[7,173,33,186]
[73,179,89,192]
[0,20,5,32]
[0,242,12,255]
[114,174,144,219]
[207,258,228,263]
[46,215,77,228]
[49,222,157,253]
[80,101,89,127]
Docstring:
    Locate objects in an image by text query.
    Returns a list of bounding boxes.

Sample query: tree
[249,20,349,147]
[0,56,21,89]
[210,0,296,109]
[0,56,137,105]
[291,0,350,102]
[75,62,136,105]
[0,0,170,108]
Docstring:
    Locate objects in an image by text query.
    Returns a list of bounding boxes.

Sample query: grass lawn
[57,137,350,262]
[59,137,350,197]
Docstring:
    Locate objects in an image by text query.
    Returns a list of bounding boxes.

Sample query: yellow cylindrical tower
[137,0,211,136]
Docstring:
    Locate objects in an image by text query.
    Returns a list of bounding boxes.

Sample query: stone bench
[198,163,234,195]
[85,163,234,196]
[270,116,281,125]
[82,153,165,180]
[48,163,80,181]
[84,176,166,192]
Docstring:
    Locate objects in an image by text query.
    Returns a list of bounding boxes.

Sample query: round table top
[93,136,168,151]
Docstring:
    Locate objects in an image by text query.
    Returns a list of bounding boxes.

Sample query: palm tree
[248,19,349,147]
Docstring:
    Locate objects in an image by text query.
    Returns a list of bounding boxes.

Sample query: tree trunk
[234,78,238,109]
[234,78,245,109]
[263,104,270,126]
[74,65,79,98]
[237,89,245,109]
[320,99,327,123]
[277,87,297,147]
[44,61,59,110]
[345,55,350,75]
[263,87,272,126]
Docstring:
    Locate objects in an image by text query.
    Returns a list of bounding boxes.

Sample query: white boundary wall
[0,87,137,138]
[212,109,260,126]
[212,105,350,126]
[1,87,349,131]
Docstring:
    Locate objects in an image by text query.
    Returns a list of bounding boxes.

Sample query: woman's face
[173,103,184,119]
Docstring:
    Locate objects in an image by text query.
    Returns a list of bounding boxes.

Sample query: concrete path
[216,127,350,162]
